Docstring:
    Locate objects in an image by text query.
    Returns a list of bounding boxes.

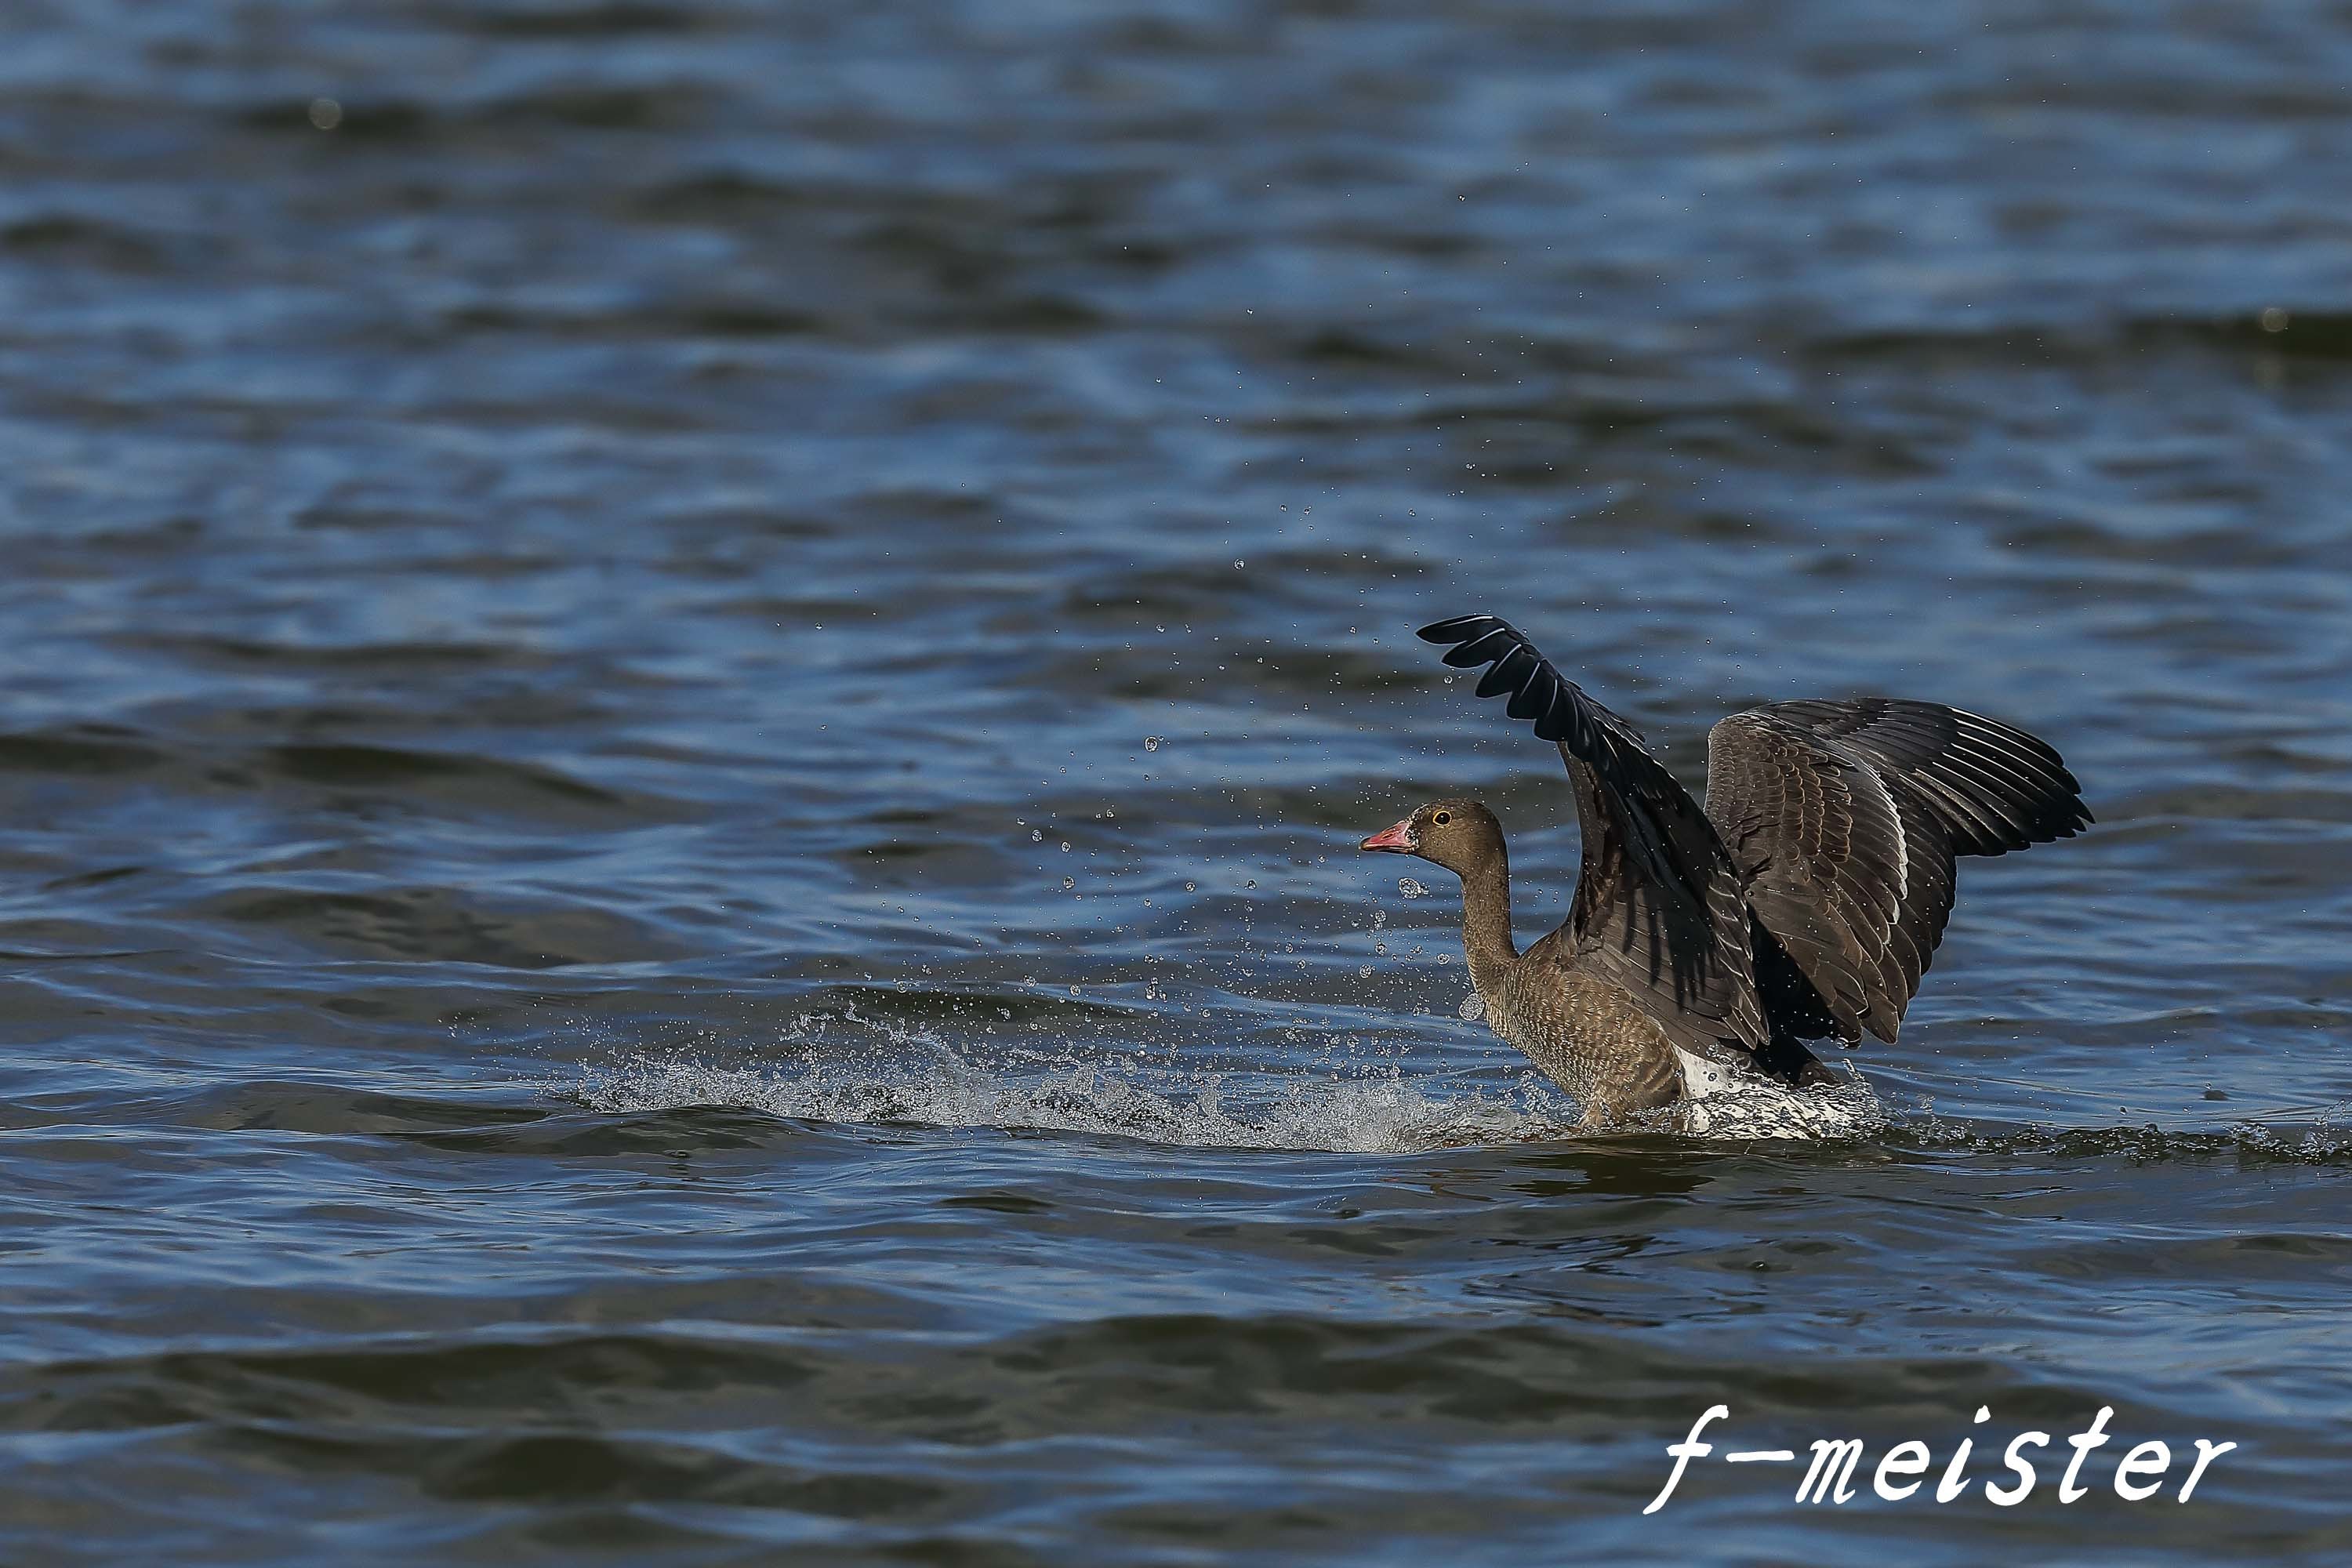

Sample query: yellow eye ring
[1433,811,1451,825]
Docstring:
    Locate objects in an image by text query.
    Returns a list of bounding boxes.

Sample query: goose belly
[1485,967,1887,1137]
[1483,970,1683,1116]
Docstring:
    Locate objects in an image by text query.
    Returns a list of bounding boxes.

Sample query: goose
[1360,614,2091,1130]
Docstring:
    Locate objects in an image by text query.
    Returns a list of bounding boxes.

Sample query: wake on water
[575,1041,1576,1154]
[567,1000,1895,1153]
[568,1038,2352,1161]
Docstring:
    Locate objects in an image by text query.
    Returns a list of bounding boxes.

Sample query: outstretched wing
[1418,614,1769,1064]
[1704,699,2092,1044]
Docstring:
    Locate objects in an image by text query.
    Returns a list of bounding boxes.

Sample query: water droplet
[1059,841,1071,852]
[2261,305,2291,332]
[1143,735,1162,752]
[1436,953,1453,965]
[1245,879,1257,889]
[1232,559,1245,569]
[308,96,343,130]
[1029,829,1043,841]
[1399,877,1428,899]
[1358,965,1374,978]
[1458,993,1485,1020]
[1184,880,1196,891]
[1062,877,1075,890]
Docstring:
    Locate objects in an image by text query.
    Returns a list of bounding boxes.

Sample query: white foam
[573,1046,1578,1154]
[564,1001,1889,1153]
[1673,1062,1888,1139]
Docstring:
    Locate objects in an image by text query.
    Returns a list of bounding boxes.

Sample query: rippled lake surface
[5,2,2352,1562]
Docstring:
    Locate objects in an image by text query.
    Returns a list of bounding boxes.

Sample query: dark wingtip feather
[1440,626,1515,668]
[1475,644,1536,700]
[1418,615,1496,645]
[1412,612,1656,787]
[1505,664,1555,721]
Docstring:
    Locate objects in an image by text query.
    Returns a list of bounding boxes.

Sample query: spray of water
[570,1000,1586,1153]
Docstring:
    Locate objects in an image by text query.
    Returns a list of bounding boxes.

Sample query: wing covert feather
[1706,699,2089,1044]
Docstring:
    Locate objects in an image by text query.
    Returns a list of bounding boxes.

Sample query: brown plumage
[1360,614,2092,1129]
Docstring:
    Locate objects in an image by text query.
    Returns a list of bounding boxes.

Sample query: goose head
[1357,798,1504,879]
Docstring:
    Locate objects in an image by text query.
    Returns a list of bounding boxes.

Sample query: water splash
[568,1005,1578,1154]
[1675,1067,1888,1139]
[576,1048,1577,1154]
[554,994,2352,1156]
[561,1029,2352,1157]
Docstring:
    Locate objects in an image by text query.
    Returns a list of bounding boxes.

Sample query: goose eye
[1433,811,1451,825]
